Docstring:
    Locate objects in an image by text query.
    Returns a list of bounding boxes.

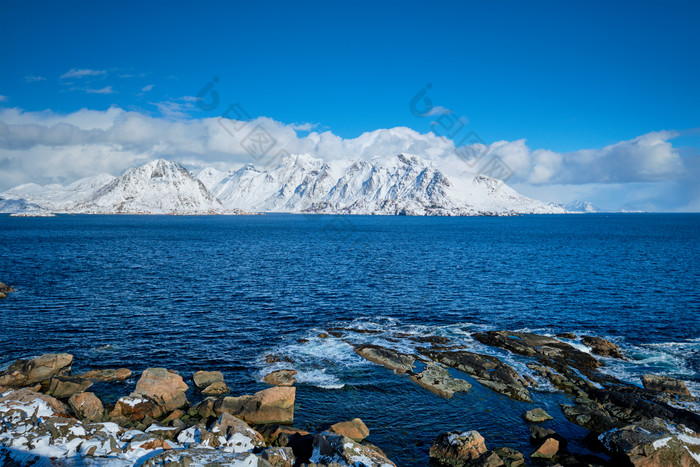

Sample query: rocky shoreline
[0,318,698,465]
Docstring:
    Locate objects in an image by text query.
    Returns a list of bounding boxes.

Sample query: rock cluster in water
[0,353,396,466]
[0,282,15,299]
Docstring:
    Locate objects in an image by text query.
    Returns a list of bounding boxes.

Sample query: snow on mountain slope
[1,173,115,211]
[564,200,600,212]
[203,153,565,215]
[77,159,223,214]
[0,197,47,214]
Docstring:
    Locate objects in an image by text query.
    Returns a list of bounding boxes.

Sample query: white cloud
[141,84,154,92]
[85,86,115,95]
[290,122,319,132]
[60,68,107,79]
[0,106,695,210]
[25,75,46,83]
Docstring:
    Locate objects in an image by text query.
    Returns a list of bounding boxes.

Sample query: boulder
[430,430,488,465]
[472,451,505,466]
[556,332,577,339]
[353,344,415,374]
[193,370,224,389]
[215,386,295,425]
[560,400,619,433]
[209,412,266,451]
[123,433,173,456]
[202,381,230,395]
[531,438,559,459]
[641,374,691,396]
[109,395,164,421]
[260,424,312,446]
[78,368,132,382]
[263,369,297,387]
[529,425,557,443]
[68,392,104,422]
[261,446,295,466]
[0,282,15,298]
[189,396,218,419]
[163,409,185,424]
[145,423,183,440]
[329,418,370,442]
[48,376,93,399]
[421,350,531,402]
[410,362,472,398]
[133,368,188,411]
[0,353,73,387]
[0,387,70,416]
[493,447,525,467]
[581,335,625,359]
[142,450,261,466]
[599,418,700,467]
[309,432,396,466]
[523,408,553,423]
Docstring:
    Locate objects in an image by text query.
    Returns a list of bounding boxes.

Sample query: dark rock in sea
[264,369,297,387]
[133,367,189,411]
[214,386,296,425]
[561,399,621,433]
[581,335,626,359]
[329,417,370,442]
[555,332,577,339]
[492,447,524,467]
[68,391,104,422]
[78,368,132,382]
[430,430,488,466]
[353,344,416,374]
[421,349,532,402]
[0,353,73,387]
[0,282,15,298]
[641,374,692,396]
[48,375,93,399]
[599,417,700,466]
[409,361,472,398]
[523,408,553,423]
[529,424,557,443]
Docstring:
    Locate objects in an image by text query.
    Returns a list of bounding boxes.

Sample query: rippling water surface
[1,213,698,465]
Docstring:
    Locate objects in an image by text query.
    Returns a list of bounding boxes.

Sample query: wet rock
[354,344,415,374]
[193,370,224,389]
[68,391,104,422]
[0,282,15,298]
[410,362,472,398]
[133,367,189,411]
[318,332,329,338]
[493,447,524,467]
[641,374,691,396]
[48,375,93,399]
[531,437,559,459]
[261,446,295,466]
[109,395,164,421]
[329,418,370,442]
[560,399,619,433]
[556,332,577,339]
[264,369,297,387]
[309,431,396,466]
[599,418,700,467]
[581,335,626,359]
[422,350,531,402]
[78,368,132,382]
[0,353,73,387]
[215,386,296,425]
[266,354,294,364]
[430,430,488,465]
[529,425,557,443]
[523,408,553,423]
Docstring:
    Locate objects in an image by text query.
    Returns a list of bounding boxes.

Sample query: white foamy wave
[294,369,345,389]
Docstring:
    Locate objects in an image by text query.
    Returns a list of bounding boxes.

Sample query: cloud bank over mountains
[0,106,696,211]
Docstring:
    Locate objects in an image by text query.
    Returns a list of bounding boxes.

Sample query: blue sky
[1,0,699,210]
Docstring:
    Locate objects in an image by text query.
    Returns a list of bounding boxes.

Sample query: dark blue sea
[1,213,698,465]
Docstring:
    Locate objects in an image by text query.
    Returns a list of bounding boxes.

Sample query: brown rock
[133,368,188,411]
[210,412,265,447]
[493,447,525,467]
[641,374,691,396]
[163,409,185,423]
[0,353,74,387]
[260,425,311,446]
[48,376,92,399]
[581,335,625,359]
[329,418,370,442]
[68,392,104,421]
[473,451,505,467]
[260,447,295,467]
[556,332,577,339]
[523,408,553,423]
[78,368,132,382]
[0,282,15,297]
[215,386,295,425]
[353,344,415,374]
[0,387,70,416]
[318,333,329,338]
[430,430,488,464]
[109,395,164,421]
[531,438,559,459]
[202,381,230,395]
[189,396,218,419]
[193,370,224,389]
[263,369,297,387]
[410,362,471,398]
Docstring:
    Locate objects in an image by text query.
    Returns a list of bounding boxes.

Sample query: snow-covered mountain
[564,200,600,213]
[1,154,567,215]
[76,159,224,214]
[199,154,565,215]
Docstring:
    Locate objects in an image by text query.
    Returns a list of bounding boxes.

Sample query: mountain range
[0,155,567,216]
